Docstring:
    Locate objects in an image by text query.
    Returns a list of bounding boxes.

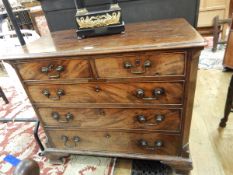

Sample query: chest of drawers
[1,19,205,174]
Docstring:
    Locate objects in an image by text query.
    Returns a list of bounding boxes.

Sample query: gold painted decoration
[76,12,121,29]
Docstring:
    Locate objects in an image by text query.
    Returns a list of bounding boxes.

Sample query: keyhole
[135,59,141,66]
[105,134,111,139]
[99,109,106,116]
[95,85,101,92]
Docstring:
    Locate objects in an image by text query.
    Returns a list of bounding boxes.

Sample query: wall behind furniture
[39,0,200,32]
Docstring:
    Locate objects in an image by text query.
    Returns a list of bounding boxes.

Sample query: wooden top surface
[1,18,205,60]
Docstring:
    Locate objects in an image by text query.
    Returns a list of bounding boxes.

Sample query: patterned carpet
[199,47,225,70]
[0,77,115,175]
[0,77,36,121]
[198,37,225,70]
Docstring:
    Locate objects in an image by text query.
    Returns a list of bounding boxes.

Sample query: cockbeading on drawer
[37,107,182,132]
[45,129,180,156]
[27,82,184,105]
[94,51,186,79]
[15,58,92,81]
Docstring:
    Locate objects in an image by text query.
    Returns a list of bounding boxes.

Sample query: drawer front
[95,52,185,78]
[46,129,180,156]
[16,58,91,81]
[38,108,181,132]
[28,82,184,104]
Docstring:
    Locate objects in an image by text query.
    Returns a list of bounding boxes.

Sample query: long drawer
[27,82,184,104]
[38,108,182,132]
[15,58,92,81]
[95,51,186,78]
[46,129,180,156]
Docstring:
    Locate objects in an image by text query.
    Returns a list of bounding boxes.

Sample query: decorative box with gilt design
[75,0,125,39]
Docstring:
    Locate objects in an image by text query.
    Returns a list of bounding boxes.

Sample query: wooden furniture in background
[0,8,33,30]
[219,75,233,127]
[29,6,45,36]
[212,16,232,52]
[220,16,233,126]
[197,0,230,37]
[229,0,233,16]
[198,0,230,27]
[1,18,204,175]
[0,86,8,104]
[223,17,233,69]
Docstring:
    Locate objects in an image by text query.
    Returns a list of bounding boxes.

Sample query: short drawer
[46,129,180,156]
[15,58,91,81]
[95,51,186,79]
[28,82,184,105]
[38,108,182,132]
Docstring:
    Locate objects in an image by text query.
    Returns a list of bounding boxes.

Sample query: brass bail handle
[41,65,64,79]
[138,139,163,151]
[61,135,80,148]
[137,114,165,126]
[136,88,165,100]
[124,60,152,74]
[42,89,65,101]
[52,112,73,123]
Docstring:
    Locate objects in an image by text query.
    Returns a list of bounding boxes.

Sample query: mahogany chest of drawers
[1,19,205,174]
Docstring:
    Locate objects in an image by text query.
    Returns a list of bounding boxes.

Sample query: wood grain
[15,58,92,81]
[37,107,182,132]
[0,19,205,60]
[181,49,201,157]
[27,82,184,104]
[98,70,233,175]
[223,20,233,69]
[0,19,205,174]
[46,129,180,156]
[95,51,186,78]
